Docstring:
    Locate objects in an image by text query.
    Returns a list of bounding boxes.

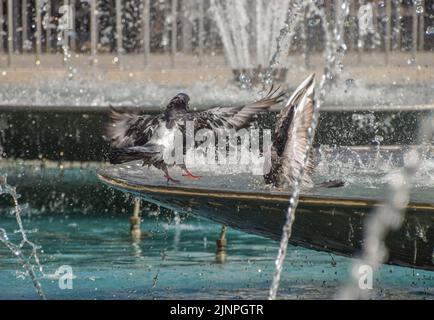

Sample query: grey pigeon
[264,74,344,189]
[106,87,284,183]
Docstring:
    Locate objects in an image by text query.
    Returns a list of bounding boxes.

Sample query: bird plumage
[106,81,343,188]
[265,73,344,189]
[105,88,284,182]
[264,73,316,188]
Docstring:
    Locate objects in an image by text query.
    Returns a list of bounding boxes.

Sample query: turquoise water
[0,165,433,300]
[0,212,433,299]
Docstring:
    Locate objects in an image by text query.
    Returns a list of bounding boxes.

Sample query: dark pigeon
[106,87,284,183]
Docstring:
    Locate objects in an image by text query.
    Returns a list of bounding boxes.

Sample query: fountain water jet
[210,0,294,85]
[269,0,351,300]
[58,3,74,78]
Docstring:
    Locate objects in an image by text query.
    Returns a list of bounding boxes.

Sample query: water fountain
[269,0,350,300]
[210,0,292,84]
[1,0,434,301]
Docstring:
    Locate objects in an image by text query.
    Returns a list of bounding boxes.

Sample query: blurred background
[0,0,433,107]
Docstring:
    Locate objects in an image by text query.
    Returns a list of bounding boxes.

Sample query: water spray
[338,113,434,299]
[0,175,46,299]
[269,0,350,300]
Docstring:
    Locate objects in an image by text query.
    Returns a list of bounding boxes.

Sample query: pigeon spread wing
[190,86,284,131]
[272,74,316,188]
[105,106,162,148]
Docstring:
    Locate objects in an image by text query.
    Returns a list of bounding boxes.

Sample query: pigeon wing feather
[274,74,317,188]
[105,106,161,148]
[191,86,284,131]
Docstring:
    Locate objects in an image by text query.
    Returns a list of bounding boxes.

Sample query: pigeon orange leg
[162,165,180,184]
[164,175,180,184]
[181,168,202,180]
[177,164,201,180]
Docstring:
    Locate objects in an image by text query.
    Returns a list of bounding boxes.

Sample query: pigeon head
[167,93,190,111]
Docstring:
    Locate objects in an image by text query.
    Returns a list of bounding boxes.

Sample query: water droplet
[425,26,434,35]
[308,17,321,27]
[238,73,251,89]
[345,78,355,87]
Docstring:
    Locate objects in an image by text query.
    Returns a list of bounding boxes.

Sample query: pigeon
[106,87,284,183]
[264,73,344,189]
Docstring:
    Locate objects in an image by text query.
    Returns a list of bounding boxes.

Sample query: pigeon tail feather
[109,145,160,164]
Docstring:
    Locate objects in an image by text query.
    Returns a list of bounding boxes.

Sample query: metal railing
[0,0,432,68]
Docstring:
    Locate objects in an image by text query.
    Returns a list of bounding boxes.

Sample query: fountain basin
[96,151,434,272]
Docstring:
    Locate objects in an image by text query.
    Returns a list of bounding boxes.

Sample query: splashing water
[263,0,306,85]
[0,176,46,299]
[315,144,434,190]
[269,0,350,300]
[209,0,293,70]
[57,5,74,80]
[338,114,434,299]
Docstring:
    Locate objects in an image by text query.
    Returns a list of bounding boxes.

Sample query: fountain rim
[96,172,434,213]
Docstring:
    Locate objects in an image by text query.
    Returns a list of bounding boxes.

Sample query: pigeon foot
[181,169,202,180]
[164,175,180,184]
[182,173,202,180]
